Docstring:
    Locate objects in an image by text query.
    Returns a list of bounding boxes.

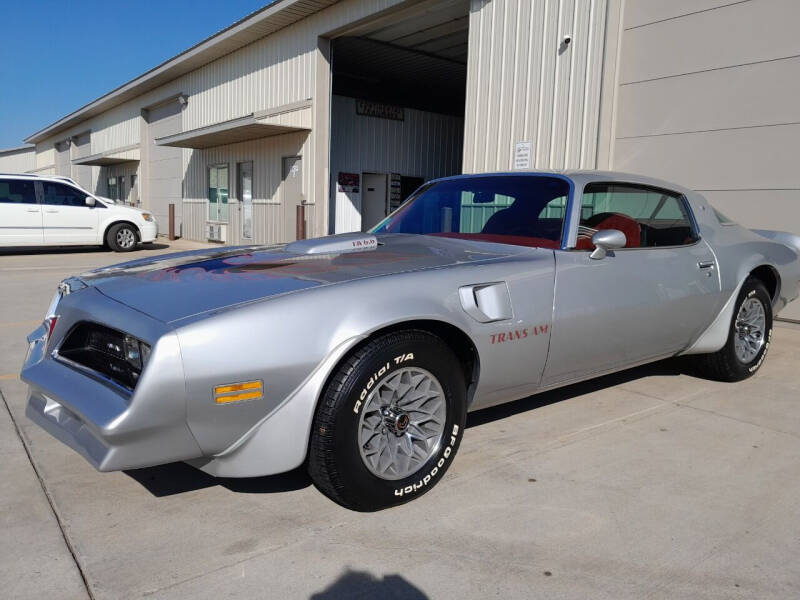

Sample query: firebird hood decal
[80,234,527,323]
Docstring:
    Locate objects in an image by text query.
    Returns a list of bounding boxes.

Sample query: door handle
[698,260,715,269]
[45,209,59,213]
[26,208,40,212]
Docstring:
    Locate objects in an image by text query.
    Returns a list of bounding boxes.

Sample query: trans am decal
[490,325,549,345]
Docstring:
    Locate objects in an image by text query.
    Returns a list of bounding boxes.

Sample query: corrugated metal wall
[183,131,312,244]
[463,0,608,172]
[331,96,464,180]
[89,104,141,155]
[330,94,464,232]
[0,148,35,173]
[180,0,408,132]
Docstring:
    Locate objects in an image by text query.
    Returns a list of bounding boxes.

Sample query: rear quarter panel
[689,191,800,313]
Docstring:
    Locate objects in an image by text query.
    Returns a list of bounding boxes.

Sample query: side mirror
[85,196,96,207]
[590,229,626,260]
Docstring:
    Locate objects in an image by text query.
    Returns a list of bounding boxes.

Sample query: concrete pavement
[1,241,799,599]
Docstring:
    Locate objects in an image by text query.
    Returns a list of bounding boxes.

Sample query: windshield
[371,175,571,248]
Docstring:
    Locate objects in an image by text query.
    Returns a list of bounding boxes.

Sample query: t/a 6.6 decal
[490,324,549,345]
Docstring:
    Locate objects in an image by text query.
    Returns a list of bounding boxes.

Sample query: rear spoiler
[752,229,800,255]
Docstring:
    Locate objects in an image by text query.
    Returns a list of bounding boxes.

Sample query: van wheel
[308,330,467,511]
[107,223,138,252]
[693,278,773,381]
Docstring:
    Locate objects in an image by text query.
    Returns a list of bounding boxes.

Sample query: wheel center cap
[396,413,410,431]
[383,407,410,437]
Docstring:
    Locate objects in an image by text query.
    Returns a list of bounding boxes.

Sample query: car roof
[429,169,695,197]
[0,173,81,186]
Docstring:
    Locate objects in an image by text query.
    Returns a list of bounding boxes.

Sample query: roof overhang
[0,145,34,156]
[72,145,140,166]
[156,100,312,149]
[24,0,338,144]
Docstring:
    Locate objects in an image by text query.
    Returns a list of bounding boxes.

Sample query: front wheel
[308,330,467,511]
[693,278,773,381]
[106,223,138,252]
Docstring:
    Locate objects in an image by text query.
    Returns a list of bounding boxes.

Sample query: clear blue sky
[0,0,272,148]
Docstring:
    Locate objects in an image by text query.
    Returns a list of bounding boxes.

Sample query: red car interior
[576,212,641,250]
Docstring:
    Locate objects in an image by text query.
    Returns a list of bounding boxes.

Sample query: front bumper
[22,287,201,471]
[139,220,158,243]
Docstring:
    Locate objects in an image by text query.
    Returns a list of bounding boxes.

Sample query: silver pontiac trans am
[22,171,800,510]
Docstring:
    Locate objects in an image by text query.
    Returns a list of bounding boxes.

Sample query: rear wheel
[106,223,138,252]
[693,278,773,381]
[308,330,467,511]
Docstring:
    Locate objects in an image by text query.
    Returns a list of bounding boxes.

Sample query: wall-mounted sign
[338,172,360,193]
[389,173,402,211]
[356,100,405,121]
[513,141,532,170]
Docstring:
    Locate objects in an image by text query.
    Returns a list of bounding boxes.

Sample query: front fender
[175,254,555,461]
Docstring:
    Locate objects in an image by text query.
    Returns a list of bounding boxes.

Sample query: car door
[541,182,722,387]
[0,178,42,245]
[40,180,99,244]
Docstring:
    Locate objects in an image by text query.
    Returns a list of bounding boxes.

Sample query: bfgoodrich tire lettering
[693,278,773,382]
[308,330,467,511]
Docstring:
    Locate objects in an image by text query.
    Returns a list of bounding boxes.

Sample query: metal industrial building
[1,0,798,311]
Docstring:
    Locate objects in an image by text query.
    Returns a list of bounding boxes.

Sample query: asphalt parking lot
[2,241,800,600]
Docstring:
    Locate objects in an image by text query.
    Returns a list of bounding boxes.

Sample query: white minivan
[0,174,157,252]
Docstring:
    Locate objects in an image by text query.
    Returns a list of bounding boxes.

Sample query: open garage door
[329,0,468,233]
[144,100,183,235]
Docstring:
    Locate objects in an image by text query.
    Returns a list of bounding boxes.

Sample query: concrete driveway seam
[0,388,94,600]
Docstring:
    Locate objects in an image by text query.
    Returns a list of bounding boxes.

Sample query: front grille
[58,322,150,390]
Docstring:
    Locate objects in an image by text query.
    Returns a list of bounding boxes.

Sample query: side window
[42,182,87,207]
[0,179,37,204]
[578,183,698,249]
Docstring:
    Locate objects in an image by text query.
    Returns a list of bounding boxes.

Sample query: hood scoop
[284,233,378,255]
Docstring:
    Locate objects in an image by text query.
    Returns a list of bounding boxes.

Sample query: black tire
[693,278,773,382]
[308,330,467,511]
[106,223,138,252]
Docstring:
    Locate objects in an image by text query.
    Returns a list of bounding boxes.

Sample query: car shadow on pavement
[310,569,428,599]
[0,242,170,255]
[467,357,686,428]
[124,462,311,498]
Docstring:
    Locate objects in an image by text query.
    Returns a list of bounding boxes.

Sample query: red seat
[575,213,641,250]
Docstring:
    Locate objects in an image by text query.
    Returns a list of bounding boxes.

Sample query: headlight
[58,323,152,389]
[142,213,154,222]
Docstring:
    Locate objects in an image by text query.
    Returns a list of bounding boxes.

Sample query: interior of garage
[328,0,469,233]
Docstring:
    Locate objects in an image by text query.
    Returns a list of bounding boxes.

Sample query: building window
[237,161,253,238]
[208,164,229,222]
[107,177,118,200]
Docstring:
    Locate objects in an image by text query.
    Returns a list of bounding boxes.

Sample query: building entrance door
[282,156,303,241]
[361,173,387,231]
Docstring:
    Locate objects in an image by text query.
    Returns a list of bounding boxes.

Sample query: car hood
[79,233,526,323]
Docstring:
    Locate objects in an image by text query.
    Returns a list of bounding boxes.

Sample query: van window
[0,179,37,204]
[42,182,87,207]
